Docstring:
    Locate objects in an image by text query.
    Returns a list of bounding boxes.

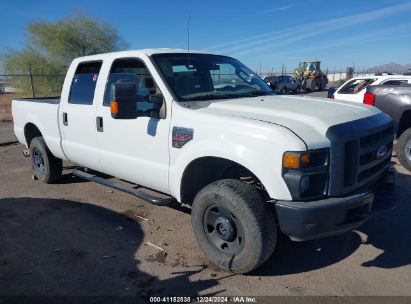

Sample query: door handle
[96,116,104,132]
[63,112,68,126]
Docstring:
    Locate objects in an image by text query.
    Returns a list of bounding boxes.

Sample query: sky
[1,0,411,73]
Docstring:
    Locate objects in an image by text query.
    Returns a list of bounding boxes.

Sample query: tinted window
[104,58,160,111]
[68,61,102,105]
[382,80,408,86]
[264,76,278,82]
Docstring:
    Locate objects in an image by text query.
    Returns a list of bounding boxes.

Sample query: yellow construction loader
[295,60,328,92]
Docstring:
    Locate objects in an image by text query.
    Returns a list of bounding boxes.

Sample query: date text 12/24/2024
[149,296,257,303]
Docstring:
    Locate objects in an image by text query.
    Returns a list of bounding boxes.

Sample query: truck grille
[326,113,394,196]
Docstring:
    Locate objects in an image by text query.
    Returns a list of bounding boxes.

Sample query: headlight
[282,149,329,201]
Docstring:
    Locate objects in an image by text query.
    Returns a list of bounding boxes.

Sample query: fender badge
[172,127,194,148]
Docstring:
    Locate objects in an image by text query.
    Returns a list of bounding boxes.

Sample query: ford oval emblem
[376,145,387,159]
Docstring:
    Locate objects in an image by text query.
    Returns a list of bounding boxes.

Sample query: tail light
[363,92,375,106]
[331,94,335,99]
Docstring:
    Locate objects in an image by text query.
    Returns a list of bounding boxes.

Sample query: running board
[72,168,176,206]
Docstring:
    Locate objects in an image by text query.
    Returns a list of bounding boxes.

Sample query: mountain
[364,63,411,74]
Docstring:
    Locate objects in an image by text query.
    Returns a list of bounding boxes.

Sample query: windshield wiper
[243,91,271,96]
[181,91,272,101]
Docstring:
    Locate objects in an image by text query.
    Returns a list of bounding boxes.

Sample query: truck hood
[197,95,382,148]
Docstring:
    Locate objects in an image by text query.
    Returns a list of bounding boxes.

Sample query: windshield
[152,53,274,101]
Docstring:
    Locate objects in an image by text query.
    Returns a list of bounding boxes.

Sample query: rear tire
[397,128,411,172]
[30,137,62,183]
[306,79,315,92]
[191,179,277,273]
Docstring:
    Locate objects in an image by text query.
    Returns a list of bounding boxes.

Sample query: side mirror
[144,78,157,95]
[110,82,138,119]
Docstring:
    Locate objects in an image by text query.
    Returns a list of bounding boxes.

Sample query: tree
[3,13,127,96]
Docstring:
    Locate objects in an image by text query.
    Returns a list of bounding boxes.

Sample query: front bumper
[276,163,397,242]
[276,192,374,241]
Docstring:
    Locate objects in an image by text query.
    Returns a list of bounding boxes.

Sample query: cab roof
[73,48,217,62]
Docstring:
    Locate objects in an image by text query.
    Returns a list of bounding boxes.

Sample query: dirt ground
[1,101,411,300]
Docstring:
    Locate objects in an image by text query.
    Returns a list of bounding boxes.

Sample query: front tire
[191,179,277,273]
[30,137,62,183]
[397,128,411,172]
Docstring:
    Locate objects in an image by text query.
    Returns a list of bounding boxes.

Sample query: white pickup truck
[12,49,395,273]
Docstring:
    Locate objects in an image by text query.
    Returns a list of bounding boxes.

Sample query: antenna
[187,11,191,65]
[186,10,191,104]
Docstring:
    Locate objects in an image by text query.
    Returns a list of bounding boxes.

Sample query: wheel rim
[405,138,411,162]
[203,203,245,255]
[33,147,46,178]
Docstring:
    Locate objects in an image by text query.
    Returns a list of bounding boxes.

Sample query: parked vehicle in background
[327,86,338,98]
[264,75,301,93]
[12,49,396,273]
[0,79,6,94]
[331,75,411,103]
[364,84,411,171]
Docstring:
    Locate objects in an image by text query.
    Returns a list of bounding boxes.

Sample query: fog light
[300,175,310,194]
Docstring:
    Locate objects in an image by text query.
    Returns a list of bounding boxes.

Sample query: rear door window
[68,61,102,105]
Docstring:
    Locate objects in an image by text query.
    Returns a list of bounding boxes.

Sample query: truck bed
[12,96,65,160]
[16,96,61,104]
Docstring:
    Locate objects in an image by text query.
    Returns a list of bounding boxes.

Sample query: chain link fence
[0,73,65,97]
[0,72,65,122]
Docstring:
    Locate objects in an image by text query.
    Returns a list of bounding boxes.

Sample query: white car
[331,75,411,103]
[12,49,395,273]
